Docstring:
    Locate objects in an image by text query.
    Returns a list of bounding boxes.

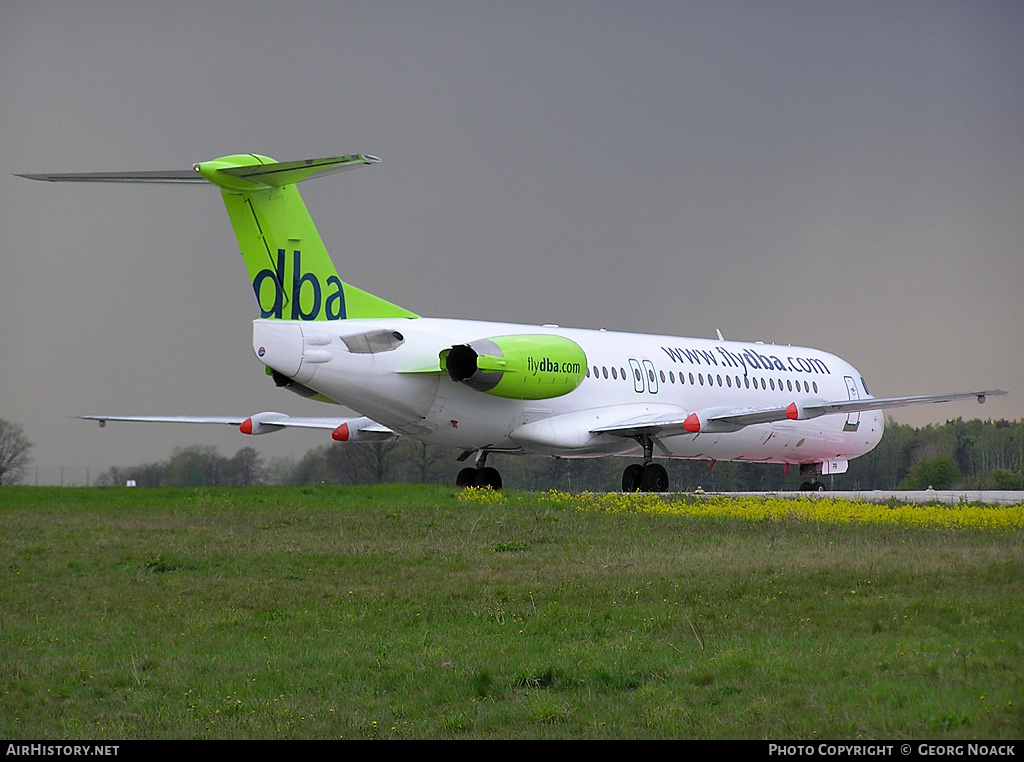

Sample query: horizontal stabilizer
[211,154,380,188]
[18,154,381,189]
[17,169,203,184]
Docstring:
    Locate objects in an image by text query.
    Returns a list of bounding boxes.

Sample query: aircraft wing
[795,390,1006,417]
[79,413,396,442]
[82,415,249,426]
[590,389,1006,437]
[588,405,765,437]
[587,407,692,438]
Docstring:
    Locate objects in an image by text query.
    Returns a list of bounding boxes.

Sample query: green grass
[1,485,1021,739]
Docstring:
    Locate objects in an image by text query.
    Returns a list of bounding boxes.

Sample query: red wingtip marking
[240,418,253,435]
[683,413,701,433]
[786,402,799,420]
[332,422,350,442]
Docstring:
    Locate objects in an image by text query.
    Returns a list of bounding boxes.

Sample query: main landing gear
[621,434,669,492]
[798,480,826,492]
[622,462,669,492]
[457,466,502,489]
[797,463,828,492]
[456,451,503,490]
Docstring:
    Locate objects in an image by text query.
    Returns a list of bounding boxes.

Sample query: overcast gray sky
[2,1,1021,483]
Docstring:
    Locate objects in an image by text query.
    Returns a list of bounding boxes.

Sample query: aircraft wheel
[456,467,477,487]
[478,466,503,490]
[814,481,826,492]
[799,481,811,492]
[622,464,644,492]
[641,463,669,493]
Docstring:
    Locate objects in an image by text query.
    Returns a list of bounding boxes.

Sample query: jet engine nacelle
[440,334,587,400]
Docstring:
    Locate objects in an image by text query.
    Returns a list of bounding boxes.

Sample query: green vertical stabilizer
[18,152,417,320]
[196,153,416,321]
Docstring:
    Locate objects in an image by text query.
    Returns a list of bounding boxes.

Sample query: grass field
[1,485,1022,739]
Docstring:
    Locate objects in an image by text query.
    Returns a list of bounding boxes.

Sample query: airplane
[19,153,1007,492]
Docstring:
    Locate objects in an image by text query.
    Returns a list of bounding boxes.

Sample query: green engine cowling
[441,334,587,400]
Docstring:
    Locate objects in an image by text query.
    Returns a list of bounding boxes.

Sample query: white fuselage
[253,317,885,466]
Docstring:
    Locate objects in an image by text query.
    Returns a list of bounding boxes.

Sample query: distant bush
[899,454,959,490]
[991,468,1024,490]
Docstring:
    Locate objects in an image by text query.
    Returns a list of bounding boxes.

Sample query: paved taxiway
[694,491,1024,505]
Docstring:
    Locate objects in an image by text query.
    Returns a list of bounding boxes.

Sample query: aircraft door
[843,375,860,431]
[642,360,659,394]
[628,359,659,394]
[628,359,645,393]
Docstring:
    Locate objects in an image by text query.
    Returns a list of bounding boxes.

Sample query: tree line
[78,417,1023,491]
